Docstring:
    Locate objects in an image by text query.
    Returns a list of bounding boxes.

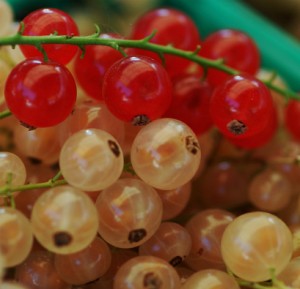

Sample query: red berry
[164,74,213,135]
[102,55,172,125]
[73,33,124,101]
[227,106,278,149]
[19,8,79,64]
[129,8,201,78]
[200,29,260,87]
[284,99,300,142]
[210,74,274,138]
[5,58,77,128]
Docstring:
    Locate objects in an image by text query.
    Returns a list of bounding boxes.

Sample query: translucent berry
[129,8,200,78]
[59,128,124,191]
[57,100,125,147]
[139,222,192,267]
[158,182,192,221]
[131,118,201,190]
[0,152,26,187]
[164,75,213,136]
[31,185,99,254]
[13,125,61,165]
[95,178,162,248]
[185,209,235,271]
[103,56,172,124]
[0,207,33,267]
[5,58,77,128]
[19,8,79,64]
[210,74,274,139]
[74,33,124,101]
[181,269,240,289]
[54,236,112,285]
[200,29,260,87]
[248,167,292,212]
[285,99,300,142]
[113,255,181,289]
[221,211,293,282]
[15,250,71,289]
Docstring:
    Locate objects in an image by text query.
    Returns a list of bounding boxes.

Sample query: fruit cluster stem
[0,24,297,105]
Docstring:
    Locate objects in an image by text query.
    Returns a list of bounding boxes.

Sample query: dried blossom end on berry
[132,114,151,126]
[19,121,36,131]
[53,231,73,247]
[128,228,147,243]
[169,256,183,267]
[143,272,162,289]
[227,119,247,135]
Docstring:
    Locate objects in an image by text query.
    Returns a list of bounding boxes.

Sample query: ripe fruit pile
[0,1,300,289]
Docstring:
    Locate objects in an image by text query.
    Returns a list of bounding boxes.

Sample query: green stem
[0,27,297,100]
[228,268,291,289]
[51,170,63,183]
[236,278,291,289]
[0,31,237,73]
[0,109,12,119]
[0,174,67,196]
[0,163,134,200]
[4,172,15,208]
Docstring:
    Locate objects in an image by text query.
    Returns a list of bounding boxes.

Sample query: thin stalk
[0,175,67,196]
[0,26,297,100]
[0,109,12,119]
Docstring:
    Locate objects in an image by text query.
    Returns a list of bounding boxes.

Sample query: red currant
[200,29,260,87]
[19,8,79,65]
[73,33,124,101]
[129,8,201,78]
[164,74,213,135]
[209,74,274,138]
[284,99,300,142]
[5,58,77,128]
[227,106,278,149]
[102,55,172,125]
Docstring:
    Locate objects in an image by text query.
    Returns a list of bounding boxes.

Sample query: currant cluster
[0,0,300,289]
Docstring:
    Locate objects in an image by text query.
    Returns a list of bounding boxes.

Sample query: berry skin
[226,105,277,149]
[113,255,181,289]
[164,74,213,136]
[0,207,33,267]
[73,33,124,101]
[5,58,77,128]
[130,118,201,190]
[102,55,172,125]
[221,212,293,282]
[200,29,260,87]
[129,8,201,78]
[209,74,274,139]
[284,99,300,142]
[19,8,79,64]
[95,178,163,248]
[31,185,99,255]
[59,128,124,192]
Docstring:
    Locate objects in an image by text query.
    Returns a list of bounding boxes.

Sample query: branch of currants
[0,24,298,123]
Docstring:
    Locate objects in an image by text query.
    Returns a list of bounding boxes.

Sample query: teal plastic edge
[162,0,300,91]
